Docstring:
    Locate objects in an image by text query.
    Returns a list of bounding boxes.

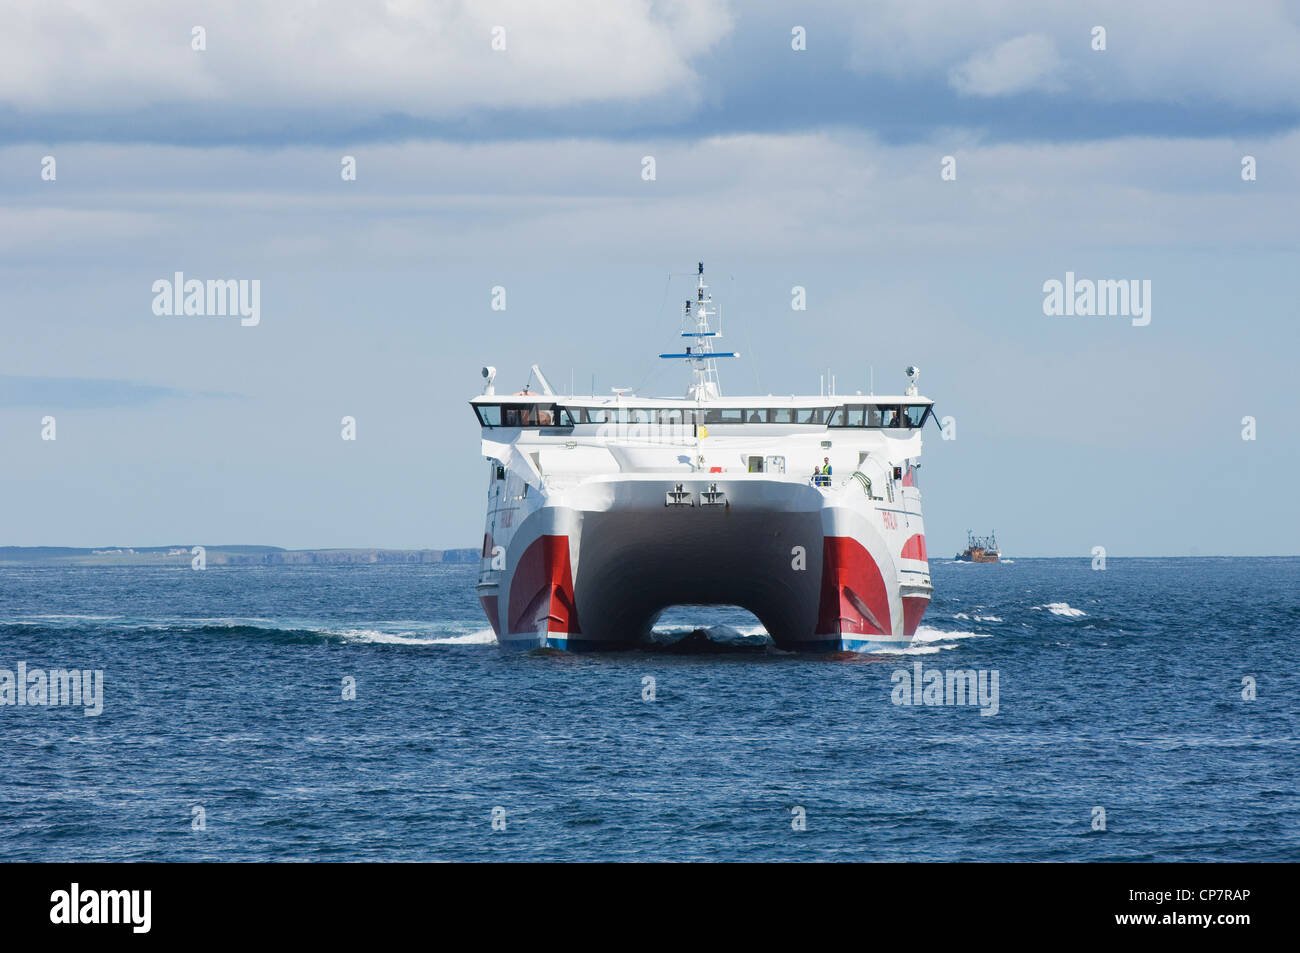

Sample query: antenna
[658,261,739,401]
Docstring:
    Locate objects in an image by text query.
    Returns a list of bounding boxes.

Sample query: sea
[1,557,1296,862]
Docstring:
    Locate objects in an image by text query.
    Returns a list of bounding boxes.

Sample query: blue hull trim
[796,636,914,653]
[839,636,913,653]
[498,633,634,652]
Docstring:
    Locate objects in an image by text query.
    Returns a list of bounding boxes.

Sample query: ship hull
[479,477,931,653]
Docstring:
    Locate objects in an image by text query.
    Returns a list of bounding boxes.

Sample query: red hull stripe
[818,537,892,636]
[901,595,929,637]
[900,533,928,561]
[479,595,501,636]
[507,535,582,635]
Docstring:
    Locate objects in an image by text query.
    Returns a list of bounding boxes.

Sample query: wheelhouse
[473,401,575,429]
[828,404,933,429]
[470,399,933,430]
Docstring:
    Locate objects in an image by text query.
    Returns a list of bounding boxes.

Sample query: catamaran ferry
[470,264,937,652]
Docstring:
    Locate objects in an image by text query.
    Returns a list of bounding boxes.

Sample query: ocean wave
[646,624,773,651]
[6,614,1004,652]
[651,622,768,637]
[870,643,944,655]
[333,627,497,646]
[912,626,991,643]
[1032,603,1086,617]
[0,616,497,647]
[953,611,1001,623]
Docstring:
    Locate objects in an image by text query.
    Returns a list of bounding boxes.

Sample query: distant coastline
[0,546,480,567]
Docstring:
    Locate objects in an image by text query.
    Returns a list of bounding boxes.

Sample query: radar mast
[658,262,739,401]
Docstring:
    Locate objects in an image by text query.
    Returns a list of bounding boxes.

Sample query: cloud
[0,0,733,114]
[0,374,234,408]
[948,34,1063,97]
[849,0,1300,110]
[3,2,1299,146]
[4,129,1297,270]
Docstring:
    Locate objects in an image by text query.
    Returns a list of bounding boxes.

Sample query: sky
[1,0,1297,556]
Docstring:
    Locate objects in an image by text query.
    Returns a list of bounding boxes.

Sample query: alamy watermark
[1042,272,1150,326]
[891,662,999,716]
[152,272,260,326]
[1,661,103,716]
[50,884,150,933]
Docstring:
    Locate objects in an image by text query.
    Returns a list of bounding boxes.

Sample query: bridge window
[474,404,573,428]
[826,404,932,428]
[828,405,862,428]
[703,408,747,424]
[474,404,502,427]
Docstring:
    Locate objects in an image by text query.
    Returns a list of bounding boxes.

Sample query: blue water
[1,558,1296,861]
